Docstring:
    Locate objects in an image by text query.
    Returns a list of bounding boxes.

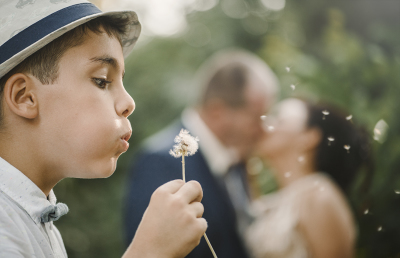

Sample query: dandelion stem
[182,155,186,183]
[181,155,217,258]
[204,233,218,258]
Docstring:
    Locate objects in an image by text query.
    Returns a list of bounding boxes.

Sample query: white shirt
[181,108,239,176]
[0,157,67,258]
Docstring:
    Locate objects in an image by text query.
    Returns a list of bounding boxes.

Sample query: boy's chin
[77,161,118,179]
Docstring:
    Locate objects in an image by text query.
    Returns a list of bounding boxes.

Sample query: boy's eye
[92,78,111,89]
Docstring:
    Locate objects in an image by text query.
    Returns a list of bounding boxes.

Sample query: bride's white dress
[246,173,351,258]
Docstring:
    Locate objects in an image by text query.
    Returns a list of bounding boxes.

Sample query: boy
[0,1,207,257]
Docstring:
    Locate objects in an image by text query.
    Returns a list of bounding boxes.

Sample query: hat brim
[0,5,140,79]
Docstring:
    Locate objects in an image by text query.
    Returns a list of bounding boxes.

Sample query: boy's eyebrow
[90,55,121,71]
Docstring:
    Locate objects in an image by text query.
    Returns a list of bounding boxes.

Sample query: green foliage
[54,1,400,257]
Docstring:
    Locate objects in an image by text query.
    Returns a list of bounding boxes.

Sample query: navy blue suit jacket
[124,121,250,258]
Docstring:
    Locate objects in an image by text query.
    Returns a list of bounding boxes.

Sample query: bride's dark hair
[305,101,374,193]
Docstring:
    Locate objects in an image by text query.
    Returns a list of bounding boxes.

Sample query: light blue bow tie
[40,203,69,223]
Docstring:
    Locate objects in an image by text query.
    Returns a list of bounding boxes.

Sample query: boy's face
[35,29,135,179]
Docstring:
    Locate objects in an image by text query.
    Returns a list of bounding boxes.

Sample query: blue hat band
[0,3,101,64]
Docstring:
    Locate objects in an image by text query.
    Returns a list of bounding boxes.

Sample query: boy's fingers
[189,202,204,218]
[158,179,185,194]
[197,218,208,234]
[176,180,203,203]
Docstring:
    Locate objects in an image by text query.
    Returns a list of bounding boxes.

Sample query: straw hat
[0,0,141,79]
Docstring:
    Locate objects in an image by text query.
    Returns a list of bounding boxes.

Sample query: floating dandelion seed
[267,126,275,132]
[169,129,217,258]
[377,226,383,232]
[290,84,296,90]
[373,119,389,143]
[284,172,291,178]
[298,156,305,163]
[260,115,267,120]
[364,209,369,215]
[285,66,291,72]
[346,115,353,120]
[322,110,329,120]
[344,145,351,153]
[395,190,400,194]
[327,136,335,146]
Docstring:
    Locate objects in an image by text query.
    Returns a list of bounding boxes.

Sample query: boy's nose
[116,88,135,118]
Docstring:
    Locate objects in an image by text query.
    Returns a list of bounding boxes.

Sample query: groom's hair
[195,49,279,108]
[202,62,249,107]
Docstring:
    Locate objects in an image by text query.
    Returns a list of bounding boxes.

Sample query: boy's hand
[124,180,207,258]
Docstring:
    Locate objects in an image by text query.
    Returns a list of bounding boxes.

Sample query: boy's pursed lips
[120,130,132,152]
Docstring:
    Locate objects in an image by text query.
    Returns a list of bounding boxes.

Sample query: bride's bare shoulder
[296,174,356,258]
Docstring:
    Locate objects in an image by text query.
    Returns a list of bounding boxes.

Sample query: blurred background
[54,0,400,257]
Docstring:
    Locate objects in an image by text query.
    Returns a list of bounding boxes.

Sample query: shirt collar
[182,108,239,176]
[0,156,56,225]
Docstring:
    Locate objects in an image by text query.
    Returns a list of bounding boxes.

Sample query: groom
[123,49,279,258]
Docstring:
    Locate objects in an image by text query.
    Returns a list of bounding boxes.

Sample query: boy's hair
[0,15,132,127]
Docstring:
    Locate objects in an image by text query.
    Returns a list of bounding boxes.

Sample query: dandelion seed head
[169,129,199,158]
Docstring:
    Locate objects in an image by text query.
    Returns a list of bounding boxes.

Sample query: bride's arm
[298,186,356,258]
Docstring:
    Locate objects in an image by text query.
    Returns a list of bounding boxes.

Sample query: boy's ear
[3,73,39,119]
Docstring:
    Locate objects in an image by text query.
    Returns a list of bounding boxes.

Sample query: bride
[246,98,372,258]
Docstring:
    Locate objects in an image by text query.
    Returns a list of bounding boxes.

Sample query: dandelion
[267,126,275,132]
[373,119,389,143]
[298,156,305,163]
[344,145,350,153]
[327,136,335,146]
[169,129,199,158]
[322,110,329,120]
[170,129,217,258]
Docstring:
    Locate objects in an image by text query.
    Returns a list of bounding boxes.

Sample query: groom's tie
[223,163,253,236]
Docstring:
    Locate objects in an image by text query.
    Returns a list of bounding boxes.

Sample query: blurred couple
[123,49,372,258]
